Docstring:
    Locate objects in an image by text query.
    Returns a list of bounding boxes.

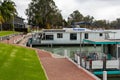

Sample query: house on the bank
[3,16,28,32]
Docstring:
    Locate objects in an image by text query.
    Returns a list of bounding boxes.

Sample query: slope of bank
[0,43,47,80]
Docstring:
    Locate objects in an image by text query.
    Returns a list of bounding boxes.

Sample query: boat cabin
[29,28,112,46]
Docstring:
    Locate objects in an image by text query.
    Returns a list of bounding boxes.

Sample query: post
[80,32,82,66]
[103,71,107,80]
[64,49,67,58]
[89,59,92,72]
[80,54,82,66]
[30,44,32,47]
[29,38,33,47]
[103,56,106,71]
[84,57,87,68]
[80,32,82,53]
[77,55,80,67]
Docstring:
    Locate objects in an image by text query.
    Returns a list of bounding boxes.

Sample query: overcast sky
[14,0,120,21]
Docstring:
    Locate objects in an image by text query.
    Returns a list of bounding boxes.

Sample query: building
[14,16,25,28]
[2,16,25,31]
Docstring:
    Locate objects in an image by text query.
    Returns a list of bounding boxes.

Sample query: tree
[68,10,84,25]
[0,13,4,31]
[93,20,108,29]
[0,0,17,30]
[26,0,63,29]
[83,15,94,23]
[110,18,120,29]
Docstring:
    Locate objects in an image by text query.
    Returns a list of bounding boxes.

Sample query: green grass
[0,43,47,80]
[0,31,19,36]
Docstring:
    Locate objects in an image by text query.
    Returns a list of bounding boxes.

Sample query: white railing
[74,52,120,70]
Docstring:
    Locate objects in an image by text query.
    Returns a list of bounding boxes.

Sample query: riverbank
[0,43,47,80]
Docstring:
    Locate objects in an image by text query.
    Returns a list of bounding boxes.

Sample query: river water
[35,46,120,80]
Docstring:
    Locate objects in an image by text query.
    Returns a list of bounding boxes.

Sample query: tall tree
[83,15,94,23]
[0,0,17,30]
[68,10,84,25]
[26,0,63,29]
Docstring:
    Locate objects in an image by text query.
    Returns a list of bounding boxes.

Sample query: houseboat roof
[37,28,115,33]
[83,39,120,44]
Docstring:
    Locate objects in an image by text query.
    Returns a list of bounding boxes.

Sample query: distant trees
[26,0,63,29]
[93,20,108,29]
[26,0,120,29]
[110,18,120,29]
[0,0,17,30]
[68,10,94,28]
[67,10,120,29]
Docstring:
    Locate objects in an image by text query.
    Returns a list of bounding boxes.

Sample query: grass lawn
[0,31,19,36]
[0,43,47,80]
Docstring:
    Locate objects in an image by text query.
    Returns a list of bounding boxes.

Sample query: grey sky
[14,0,120,21]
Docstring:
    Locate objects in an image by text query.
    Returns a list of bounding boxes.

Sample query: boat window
[85,33,88,39]
[57,33,63,38]
[70,33,77,40]
[99,33,103,37]
[46,35,54,40]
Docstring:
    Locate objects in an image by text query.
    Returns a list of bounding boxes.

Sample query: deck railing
[63,50,120,70]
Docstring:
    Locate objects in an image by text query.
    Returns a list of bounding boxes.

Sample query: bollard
[30,44,32,47]
[103,71,107,80]
[64,49,67,58]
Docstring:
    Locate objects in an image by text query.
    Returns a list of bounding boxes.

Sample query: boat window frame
[45,35,54,40]
[84,33,88,39]
[57,33,63,38]
[70,33,77,40]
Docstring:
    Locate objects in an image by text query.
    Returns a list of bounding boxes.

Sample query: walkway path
[37,50,97,80]
[1,34,99,80]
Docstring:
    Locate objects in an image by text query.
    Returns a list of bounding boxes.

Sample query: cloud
[13,0,120,21]
[14,0,31,20]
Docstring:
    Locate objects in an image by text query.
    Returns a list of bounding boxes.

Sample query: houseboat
[74,37,120,76]
[27,28,113,46]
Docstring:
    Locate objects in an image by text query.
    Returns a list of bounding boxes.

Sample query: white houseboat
[27,28,113,46]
